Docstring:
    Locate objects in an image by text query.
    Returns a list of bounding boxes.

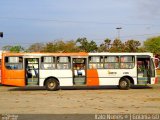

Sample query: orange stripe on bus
[87,69,99,86]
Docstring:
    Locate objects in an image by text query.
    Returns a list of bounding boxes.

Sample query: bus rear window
[5,57,23,70]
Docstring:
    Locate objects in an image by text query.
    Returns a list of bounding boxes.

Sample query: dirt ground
[0,84,160,114]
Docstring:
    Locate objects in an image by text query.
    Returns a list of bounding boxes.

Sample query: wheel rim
[48,81,56,89]
[120,81,127,88]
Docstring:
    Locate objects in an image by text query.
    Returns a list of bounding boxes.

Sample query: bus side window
[89,56,103,69]
[5,57,23,70]
[57,57,70,69]
[41,56,55,70]
[120,56,135,69]
[104,56,119,69]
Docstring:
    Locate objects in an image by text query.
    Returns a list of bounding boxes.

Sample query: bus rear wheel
[119,78,130,90]
[45,78,59,91]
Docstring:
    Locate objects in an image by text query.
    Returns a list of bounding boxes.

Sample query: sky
[0,0,160,49]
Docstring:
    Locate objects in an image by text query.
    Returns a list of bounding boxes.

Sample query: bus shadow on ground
[6,85,153,91]
[131,85,152,89]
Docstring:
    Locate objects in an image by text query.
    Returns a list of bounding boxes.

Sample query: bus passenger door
[72,58,87,85]
[25,58,39,86]
[137,56,152,85]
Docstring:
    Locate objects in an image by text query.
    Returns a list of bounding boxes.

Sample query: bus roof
[2,52,88,57]
[2,52,154,57]
[89,52,154,57]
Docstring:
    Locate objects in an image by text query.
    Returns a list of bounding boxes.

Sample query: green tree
[138,46,147,52]
[109,39,124,52]
[124,40,141,52]
[43,40,79,53]
[2,45,24,53]
[144,36,160,55]
[28,43,44,52]
[76,37,97,52]
[2,45,12,51]
[98,38,111,52]
[43,42,56,52]
[63,40,80,52]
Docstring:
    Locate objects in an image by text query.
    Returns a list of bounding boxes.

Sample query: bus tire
[119,78,130,90]
[45,78,59,91]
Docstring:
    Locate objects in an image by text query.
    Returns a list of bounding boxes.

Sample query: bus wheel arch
[123,76,134,85]
[118,76,131,90]
[44,77,60,91]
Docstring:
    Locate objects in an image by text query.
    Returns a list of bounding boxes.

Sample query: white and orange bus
[0,52,158,90]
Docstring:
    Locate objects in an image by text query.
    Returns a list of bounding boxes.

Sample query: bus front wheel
[45,78,59,91]
[119,78,130,90]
